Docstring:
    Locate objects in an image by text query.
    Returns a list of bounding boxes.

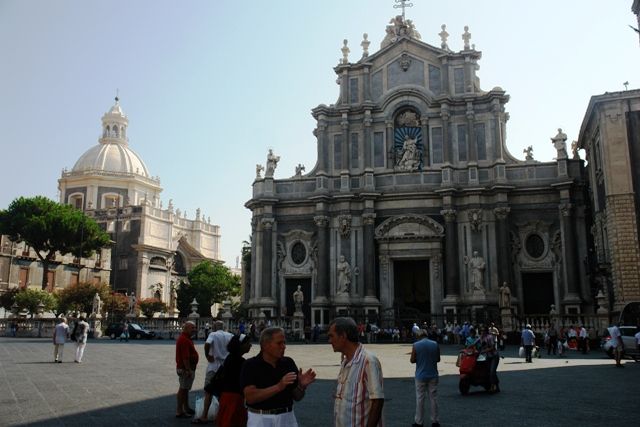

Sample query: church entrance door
[521,272,554,314]
[393,259,430,315]
[285,278,311,325]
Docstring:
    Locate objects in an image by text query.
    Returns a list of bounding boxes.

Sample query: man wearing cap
[411,329,440,427]
[175,321,198,418]
[240,327,316,427]
[521,324,536,363]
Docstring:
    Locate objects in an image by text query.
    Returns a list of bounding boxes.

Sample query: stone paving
[0,336,638,426]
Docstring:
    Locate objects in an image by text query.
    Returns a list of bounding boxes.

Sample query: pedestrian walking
[175,321,199,418]
[198,320,233,421]
[521,324,536,363]
[328,317,384,427]
[607,323,625,367]
[74,316,90,363]
[546,322,558,355]
[410,328,440,427]
[240,327,316,427]
[53,317,69,363]
[578,325,588,354]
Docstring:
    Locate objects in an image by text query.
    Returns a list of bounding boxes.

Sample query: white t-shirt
[54,323,69,344]
[205,330,232,373]
[608,326,621,347]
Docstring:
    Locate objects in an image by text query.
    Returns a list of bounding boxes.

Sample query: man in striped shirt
[328,317,384,427]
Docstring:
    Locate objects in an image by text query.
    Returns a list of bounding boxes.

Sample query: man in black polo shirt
[240,326,316,426]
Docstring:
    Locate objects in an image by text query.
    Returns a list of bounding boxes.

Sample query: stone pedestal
[168,308,180,318]
[500,307,513,332]
[292,312,305,340]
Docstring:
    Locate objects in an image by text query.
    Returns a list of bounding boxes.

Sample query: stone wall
[606,193,640,309]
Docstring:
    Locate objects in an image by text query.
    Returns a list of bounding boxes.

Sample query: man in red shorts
[175,321,199,418]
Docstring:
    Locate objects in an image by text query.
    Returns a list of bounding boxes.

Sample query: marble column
[441,209,460,296]
[363,213,376,297]
[560,203,580,296]
[466,102,477,162]
[261,218,274,298]
[386,120,395,168]
[363,110,372,169]
[494,207,511,290]
[441,107,451,164]
[420,117,429,167]
[314,215,330,299]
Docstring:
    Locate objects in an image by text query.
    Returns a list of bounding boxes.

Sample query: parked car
[105,323,156,340]
[601,326,639,360]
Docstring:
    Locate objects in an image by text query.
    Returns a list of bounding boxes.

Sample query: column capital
[314,215,330,227]
[440,209,457,222]
[261,217,275,229]
[362,213,376,226]
[559,203,573,217]
[493,206,511,220]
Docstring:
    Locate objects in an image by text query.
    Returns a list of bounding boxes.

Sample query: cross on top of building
[393,0,413,20]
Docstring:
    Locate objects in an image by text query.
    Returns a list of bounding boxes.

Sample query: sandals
[175,413,191,419]
[191,419,207,424]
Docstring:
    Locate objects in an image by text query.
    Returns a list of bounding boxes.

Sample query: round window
[290,242,306,265]
[525,234,545,259]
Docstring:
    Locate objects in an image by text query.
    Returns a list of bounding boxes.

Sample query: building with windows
[578,89,640,311]
[245,15,593,326]
[0,98,221,308]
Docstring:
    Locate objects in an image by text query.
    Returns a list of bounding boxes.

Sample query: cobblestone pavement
[0,337,638,426]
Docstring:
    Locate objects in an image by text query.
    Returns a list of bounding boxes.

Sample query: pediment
[375,214,444,240]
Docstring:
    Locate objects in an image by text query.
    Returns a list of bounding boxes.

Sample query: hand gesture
[297,368,317,389]
[279,371,297,391]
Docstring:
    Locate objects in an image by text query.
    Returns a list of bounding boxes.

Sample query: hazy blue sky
[1,1,638,267]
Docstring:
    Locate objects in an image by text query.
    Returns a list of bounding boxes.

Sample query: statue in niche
[292,285,304,313]
[464,251,485,292]
[498,282,511,309]
[265,149,280,177]
[337,255,351,294]
[397,134,420,171]
[169,285,178,312]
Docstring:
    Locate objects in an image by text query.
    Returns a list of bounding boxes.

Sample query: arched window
[102,193,121,209]
[113,125,119,138]
[68,193,84,210]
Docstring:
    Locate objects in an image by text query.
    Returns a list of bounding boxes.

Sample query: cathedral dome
[71,97,150,177]
[72,142,150,177]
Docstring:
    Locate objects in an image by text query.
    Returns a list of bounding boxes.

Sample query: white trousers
[247,410,298,427]
[415,377,439,425]
[54,344,64,361]
[75,342,86,362]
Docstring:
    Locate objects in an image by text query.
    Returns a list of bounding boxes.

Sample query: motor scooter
[458,349,496,395]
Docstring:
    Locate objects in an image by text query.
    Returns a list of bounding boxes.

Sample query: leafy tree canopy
[177,261,240,317]
[138,298,167,318]
[13,289,57,318]
[56,282,111,315]
[0,196,111,290]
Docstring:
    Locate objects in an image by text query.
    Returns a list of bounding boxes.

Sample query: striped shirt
[334,344,384,427]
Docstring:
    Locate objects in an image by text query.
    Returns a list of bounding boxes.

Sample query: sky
[1,0,638,268]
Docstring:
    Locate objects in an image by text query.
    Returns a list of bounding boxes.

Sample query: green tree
[13,289,57,318]
[0,288,20,311]
[138,298,167,318]
[104,292,129,320]
[177,261,240,317]
[57,282,111,315]
[0,196,111,290]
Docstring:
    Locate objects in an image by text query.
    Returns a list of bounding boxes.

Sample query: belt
[246,406,293,415]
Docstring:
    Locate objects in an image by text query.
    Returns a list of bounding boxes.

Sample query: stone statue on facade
[498,282,511,309]
[337,255,351,294]
[523,145,534,161]
[295,163,305,177]
[381,15,422,48]
[551,128,568,159]
[464,251,485,292]
[169,286,178,311]
[265,149,280,178]
[256,164,264,179]
[293,285,304,313]
[571,140,580,160]
[397,135,420,171]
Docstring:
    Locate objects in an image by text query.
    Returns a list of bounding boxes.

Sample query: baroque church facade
[245,16,594,327]
[57,99,221,303]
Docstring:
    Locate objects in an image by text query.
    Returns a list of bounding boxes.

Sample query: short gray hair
[213,320,224,331]
[329,317,359,343]
[260,327,285,347]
